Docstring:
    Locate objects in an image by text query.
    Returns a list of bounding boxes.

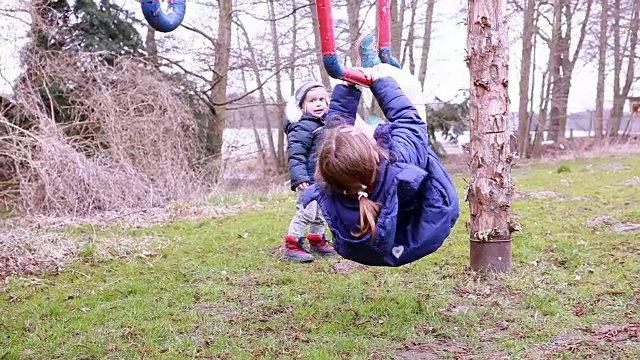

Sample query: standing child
[281,81,340,262]
[302,32,460,267]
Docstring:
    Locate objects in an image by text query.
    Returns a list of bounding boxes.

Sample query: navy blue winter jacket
[302,77,460,267]
[284,87,362,191]
[284,113,324,191]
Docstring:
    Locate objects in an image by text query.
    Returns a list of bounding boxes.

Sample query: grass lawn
[1,155,639,359]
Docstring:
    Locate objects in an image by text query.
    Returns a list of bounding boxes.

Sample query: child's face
[302,88,328,118]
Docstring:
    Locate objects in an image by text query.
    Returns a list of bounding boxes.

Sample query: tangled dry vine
[1,49,211,217]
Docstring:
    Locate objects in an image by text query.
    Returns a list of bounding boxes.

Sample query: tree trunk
[548,0,593,143]
[418,0,436,87]
[286,0,299,169]
[517,0,535,158]
[289,0,298,97]
[526,4,540,155]
[207,0,233,160]
[390,0,405,59]
[145,25,159,69]
[466,0,514,273]
[530,1,561,158]
[547,0,564,143]
[608,0,639,138]
[267,0,287,172]
[594,0,608,141]
[530,69,553,158]
[346,0,363,64]
[400,0,418,73]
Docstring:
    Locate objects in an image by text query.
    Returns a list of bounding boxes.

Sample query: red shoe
[307,234,337,256]
[281,235,315,262]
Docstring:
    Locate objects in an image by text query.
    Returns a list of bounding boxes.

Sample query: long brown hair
[316,125,386,239]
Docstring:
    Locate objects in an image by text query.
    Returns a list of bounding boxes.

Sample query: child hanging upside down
[302,31,461,267]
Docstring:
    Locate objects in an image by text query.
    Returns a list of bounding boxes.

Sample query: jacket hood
[285,94,304,124]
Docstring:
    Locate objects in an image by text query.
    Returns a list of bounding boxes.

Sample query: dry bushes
[0,50,210,216]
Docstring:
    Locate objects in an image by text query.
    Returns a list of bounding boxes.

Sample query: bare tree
[530,0,563,158]
[517,0,536,157]
[546,0,593,143]
[608,0,639,137]
[466,0,515,273]
[207,0,233,160]
[347,0,365,64]
[417,0,436,88]
[390,0,407,59]
[594,0,608,141]
[289,0,299,97]
[400,0,419,73]
[267,0,287,171]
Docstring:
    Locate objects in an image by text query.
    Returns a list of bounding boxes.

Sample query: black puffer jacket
[285,112,326,191]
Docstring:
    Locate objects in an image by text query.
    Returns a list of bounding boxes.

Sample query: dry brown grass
[0,227,170,288]
[528,136,640,162]
[443,135,640,174]
[0,195,278,283]
[0,49,210,217]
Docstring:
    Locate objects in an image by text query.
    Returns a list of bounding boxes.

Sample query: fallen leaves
[573,303,587,317]
[587,323,639,342]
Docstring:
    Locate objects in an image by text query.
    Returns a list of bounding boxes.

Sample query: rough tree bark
[517,0,535,158]
[594,0,608,141]
[207,0,233,160]
[466,0,515,273]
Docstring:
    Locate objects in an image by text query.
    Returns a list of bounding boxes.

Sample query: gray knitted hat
[294,81,325,108]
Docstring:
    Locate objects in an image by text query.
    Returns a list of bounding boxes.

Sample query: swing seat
[141,0,186,33]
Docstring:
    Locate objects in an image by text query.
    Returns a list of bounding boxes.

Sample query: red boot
[307,234,337,256]
[281,235,315,262]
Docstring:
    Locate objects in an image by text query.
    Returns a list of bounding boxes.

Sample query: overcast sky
[1,0,633,113]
